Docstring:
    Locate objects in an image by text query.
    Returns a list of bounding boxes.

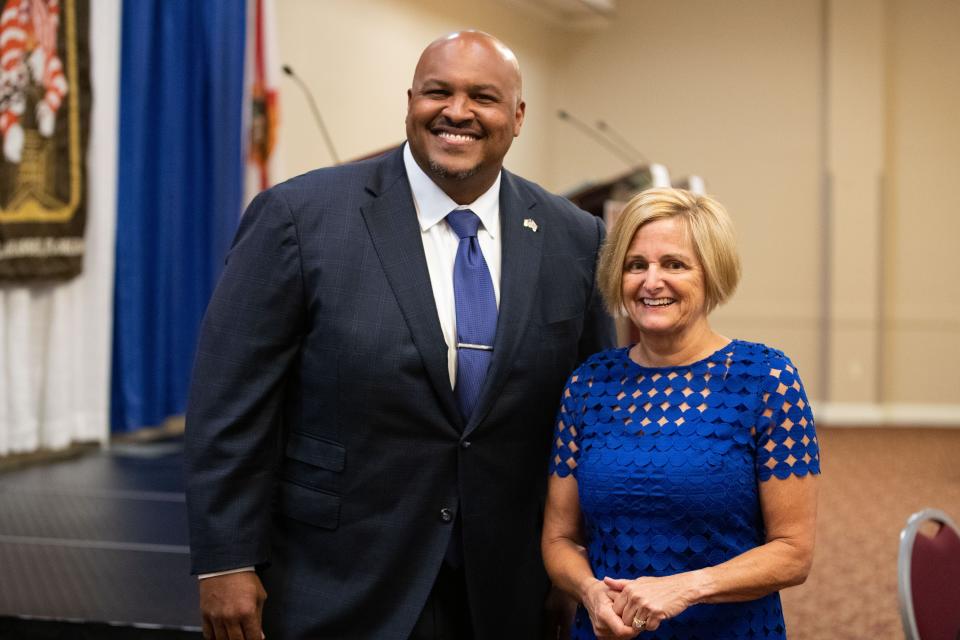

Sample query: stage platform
[0,438,201,639]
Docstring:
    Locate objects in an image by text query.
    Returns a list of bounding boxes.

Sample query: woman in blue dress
[542,188,820,639]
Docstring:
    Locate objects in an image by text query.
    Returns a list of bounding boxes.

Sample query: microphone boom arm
[596,120,648,166]
[283,64,340,165]
[557,109,637,168]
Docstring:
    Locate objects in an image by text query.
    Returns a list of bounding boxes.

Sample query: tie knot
[446,209,481,239]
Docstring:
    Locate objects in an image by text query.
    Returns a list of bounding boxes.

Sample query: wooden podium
[564,163,672,228]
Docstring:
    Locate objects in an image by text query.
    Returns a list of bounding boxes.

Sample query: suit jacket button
[439,508,454,523]
[461,440,471,449]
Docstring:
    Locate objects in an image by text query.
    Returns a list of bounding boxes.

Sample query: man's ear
[513,100,526,137]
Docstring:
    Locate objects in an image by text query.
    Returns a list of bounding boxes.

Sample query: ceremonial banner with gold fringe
[0,0,90,281]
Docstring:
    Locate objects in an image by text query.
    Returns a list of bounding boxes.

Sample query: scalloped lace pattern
[550,340,820,639]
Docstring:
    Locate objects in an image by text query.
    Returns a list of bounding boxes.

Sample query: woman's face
[621,217,708,337]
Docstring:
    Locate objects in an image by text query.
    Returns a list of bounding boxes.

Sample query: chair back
[898,508,960,640]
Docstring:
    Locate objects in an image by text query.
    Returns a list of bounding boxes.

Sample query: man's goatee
[429,160,479,182]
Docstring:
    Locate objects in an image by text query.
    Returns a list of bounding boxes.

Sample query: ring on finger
[632,614,647,630]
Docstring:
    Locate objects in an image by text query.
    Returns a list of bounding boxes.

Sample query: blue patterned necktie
[446,209,498,422]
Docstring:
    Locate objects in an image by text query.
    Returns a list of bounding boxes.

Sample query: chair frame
[898,507,960,640]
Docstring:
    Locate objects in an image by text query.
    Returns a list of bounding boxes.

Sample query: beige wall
[275,0,559,185]
[826,0,885,405]
[883,0,960,404]
[548,0,825,399]
[275,0,960,421]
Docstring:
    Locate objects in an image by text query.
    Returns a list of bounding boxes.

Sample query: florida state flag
[0,0,90,281]
[244,0,282,206]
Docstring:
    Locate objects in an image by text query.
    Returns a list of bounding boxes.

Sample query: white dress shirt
[402,142,502,388]
[199,145,503,580]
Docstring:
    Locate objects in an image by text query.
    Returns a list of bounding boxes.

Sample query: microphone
[595,120,648,166]
[557,109,636,168]
[282,64,340,165]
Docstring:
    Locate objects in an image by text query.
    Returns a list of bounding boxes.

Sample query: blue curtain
[112,1,246,432]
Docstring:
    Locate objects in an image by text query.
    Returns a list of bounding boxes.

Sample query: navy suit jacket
[185,147,614,639]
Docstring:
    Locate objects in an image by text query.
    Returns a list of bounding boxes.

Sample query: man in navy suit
[185,31,613,640]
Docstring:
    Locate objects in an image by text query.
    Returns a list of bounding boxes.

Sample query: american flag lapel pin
[523,218,538,232]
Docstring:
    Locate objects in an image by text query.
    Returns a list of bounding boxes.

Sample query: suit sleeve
[577,215,616,361]
[184,188,306,575]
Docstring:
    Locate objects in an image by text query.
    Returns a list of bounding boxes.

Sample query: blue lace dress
[550,340,820,640]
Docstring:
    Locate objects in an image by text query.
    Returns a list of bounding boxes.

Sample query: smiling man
[406,33,524,202]
[185,31,613,640]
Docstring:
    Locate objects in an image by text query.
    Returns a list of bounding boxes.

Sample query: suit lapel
[464,171,544,437]
[359,150,463,431]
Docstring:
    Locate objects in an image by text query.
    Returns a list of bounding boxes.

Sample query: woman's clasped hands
[583,572,703,638]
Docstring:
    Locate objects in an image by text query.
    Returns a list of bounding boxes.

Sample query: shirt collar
[403,142,500,238]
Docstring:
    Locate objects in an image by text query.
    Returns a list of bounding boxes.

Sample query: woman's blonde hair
[596,187,741,315]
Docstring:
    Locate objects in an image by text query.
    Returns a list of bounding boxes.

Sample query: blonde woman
[542,188,819,639]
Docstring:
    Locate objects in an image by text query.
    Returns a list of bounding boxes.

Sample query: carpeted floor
[780,427,960,639]
[2,425,958,638]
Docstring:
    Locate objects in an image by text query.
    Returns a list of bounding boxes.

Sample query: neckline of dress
[621,338,739,372]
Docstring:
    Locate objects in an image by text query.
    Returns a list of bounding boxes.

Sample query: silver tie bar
[457,342,494,351]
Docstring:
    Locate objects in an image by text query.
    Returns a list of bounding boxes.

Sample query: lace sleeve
[549,373,584,478]
[755,358,820,481]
